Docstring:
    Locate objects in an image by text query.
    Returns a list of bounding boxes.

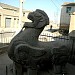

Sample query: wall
[60,5,75,30]
[0,8,31,32]
[60,6,70,25]
[69,12,75,36]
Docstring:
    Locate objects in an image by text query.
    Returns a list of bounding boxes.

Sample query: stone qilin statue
[8,9,75,75]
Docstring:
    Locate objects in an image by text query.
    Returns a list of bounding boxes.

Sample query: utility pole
[19,0,24,28]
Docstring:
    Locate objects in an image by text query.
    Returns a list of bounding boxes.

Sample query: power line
[57,0,62,5]
[50,0,60,10]
[49,0,60,23]
[62,0,64,2]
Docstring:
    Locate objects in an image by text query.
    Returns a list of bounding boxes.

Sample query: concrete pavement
[0,52,13,75]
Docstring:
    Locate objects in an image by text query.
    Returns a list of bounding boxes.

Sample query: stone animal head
[24,9,49,28]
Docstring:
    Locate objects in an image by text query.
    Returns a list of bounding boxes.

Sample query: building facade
[69,12,75,33]
[0,2,31,32]
[0,2,32,43]
[60,2,75,33]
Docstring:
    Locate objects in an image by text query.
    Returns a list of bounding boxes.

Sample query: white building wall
[60,5,75,26]
[69,12,75,33]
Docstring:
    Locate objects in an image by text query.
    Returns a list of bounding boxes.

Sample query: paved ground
[0,52,13,65]
[0,53,75,75]
[0,52,13,75]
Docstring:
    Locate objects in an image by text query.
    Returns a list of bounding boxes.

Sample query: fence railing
[0,31,70,44]
[0,31,16,47]
[0,30,70,49]
[39,33,70,42]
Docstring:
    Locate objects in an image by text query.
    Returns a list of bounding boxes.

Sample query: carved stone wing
[14,44,47,65]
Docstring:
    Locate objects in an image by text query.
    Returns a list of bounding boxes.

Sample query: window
[17,19,19,24]
[13,18,16,25]
[66,7,71,13]
[5,18,11,28]
[23,12,25,16]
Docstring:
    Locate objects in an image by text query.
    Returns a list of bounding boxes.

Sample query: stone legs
[13,62,23,75]
[27,68,37,75]
[53,65,67,75]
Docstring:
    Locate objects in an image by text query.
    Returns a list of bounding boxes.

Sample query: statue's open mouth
[28,12,34,22]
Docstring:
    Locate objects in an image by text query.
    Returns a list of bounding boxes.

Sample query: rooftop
[62,2,75,6]
[0,2,32,12]
[0,2,19,11]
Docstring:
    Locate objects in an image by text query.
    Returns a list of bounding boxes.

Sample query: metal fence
[39,33,70,42]
[0,32,70,46]
[0,31,15,47]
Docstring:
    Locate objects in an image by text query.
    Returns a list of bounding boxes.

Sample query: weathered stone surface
[8,9,75,75]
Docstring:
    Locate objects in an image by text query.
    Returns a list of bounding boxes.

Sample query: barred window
[66,7,71,13]
[5,18,11,28]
